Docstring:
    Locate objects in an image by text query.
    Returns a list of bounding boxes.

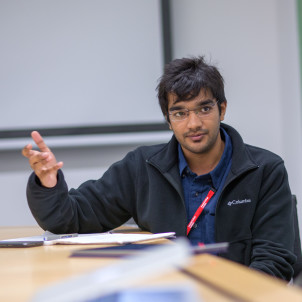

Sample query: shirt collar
[210,128,232,189]
[178,143,188,176]
[178,127,233,189]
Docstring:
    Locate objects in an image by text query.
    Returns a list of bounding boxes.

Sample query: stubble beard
[181,127,221,156]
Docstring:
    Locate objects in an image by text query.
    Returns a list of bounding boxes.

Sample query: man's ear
[165,115,172,130]
[220,101,227,121]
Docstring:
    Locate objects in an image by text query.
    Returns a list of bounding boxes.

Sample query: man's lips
[185,132,207,141]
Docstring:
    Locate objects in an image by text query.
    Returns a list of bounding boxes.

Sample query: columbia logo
[227,199,251,206]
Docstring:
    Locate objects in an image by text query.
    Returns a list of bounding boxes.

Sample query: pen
[192,242,229,254]
[43,231,78,241]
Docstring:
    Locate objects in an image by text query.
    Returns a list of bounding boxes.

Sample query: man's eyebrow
[196,99,215,106]
[169,99,215,111]
[169,105,184,111]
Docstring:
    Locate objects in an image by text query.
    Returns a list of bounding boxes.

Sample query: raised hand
[22,131,63,188]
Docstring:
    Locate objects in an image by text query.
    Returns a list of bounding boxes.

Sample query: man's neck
[183,137,225,176]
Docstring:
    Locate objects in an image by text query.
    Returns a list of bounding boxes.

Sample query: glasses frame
[168,100,219,122]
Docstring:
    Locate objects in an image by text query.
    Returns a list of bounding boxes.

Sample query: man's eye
[200,106,211,113]
[174,111,186,117]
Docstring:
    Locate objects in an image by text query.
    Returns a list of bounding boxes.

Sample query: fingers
[22,143,49,166]
[38,161,64,176]
[28,151,52,168]
[22,131,63,187]
[31,131,51,152]
[22,131,51,157]
[22,143,33,158]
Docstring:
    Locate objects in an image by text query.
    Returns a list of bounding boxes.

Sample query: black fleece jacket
[27,123,296,280]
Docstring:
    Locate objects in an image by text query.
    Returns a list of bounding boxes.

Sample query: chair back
[292,195,302,279]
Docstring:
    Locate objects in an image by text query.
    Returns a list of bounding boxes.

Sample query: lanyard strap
[187,188,216,236]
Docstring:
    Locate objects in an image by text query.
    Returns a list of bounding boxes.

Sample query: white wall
[171,0,302,232]
[1,1,302,234]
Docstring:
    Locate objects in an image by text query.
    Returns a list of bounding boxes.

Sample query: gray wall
[1,0,302,235]
[0,0,164,129]
[171,0,302,232]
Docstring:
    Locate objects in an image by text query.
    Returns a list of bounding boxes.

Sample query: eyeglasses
[168,100,218,122]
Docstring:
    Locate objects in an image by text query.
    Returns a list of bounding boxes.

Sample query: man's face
[167,88,226,158]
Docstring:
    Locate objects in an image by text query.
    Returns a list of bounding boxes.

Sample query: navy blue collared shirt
[178,127,233,245]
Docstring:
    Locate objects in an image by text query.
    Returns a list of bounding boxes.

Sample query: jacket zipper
[146,159,188,234]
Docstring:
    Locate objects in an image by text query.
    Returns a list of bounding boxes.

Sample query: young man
[22,56,296,281]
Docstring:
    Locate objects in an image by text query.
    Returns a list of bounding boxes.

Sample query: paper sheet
[44,232,176,245]
[1,232,176,245]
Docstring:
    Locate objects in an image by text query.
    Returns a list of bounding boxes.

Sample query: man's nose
[186,111,203,128]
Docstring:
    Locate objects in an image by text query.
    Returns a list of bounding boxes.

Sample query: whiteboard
[0,0,165,133]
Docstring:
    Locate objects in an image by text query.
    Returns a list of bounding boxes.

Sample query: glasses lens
[171,110,187,121]
[196,103,215,116]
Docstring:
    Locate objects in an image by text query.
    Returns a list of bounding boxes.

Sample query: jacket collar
[220,123,259,177]
[147,135,179,173]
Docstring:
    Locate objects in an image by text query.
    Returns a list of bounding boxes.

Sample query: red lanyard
[187,188,216,236]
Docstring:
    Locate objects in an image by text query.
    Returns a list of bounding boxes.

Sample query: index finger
[31,131,51,152]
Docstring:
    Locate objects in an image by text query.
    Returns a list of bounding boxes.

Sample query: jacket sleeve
[26,151,137,234]
[249,160,296,281]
